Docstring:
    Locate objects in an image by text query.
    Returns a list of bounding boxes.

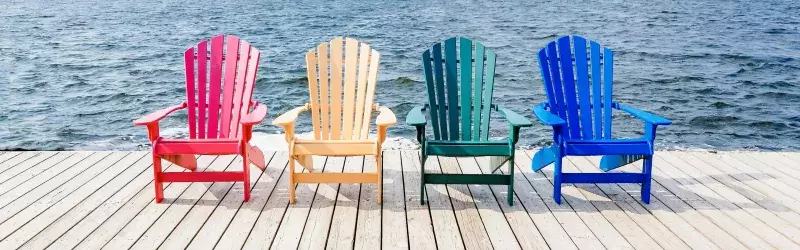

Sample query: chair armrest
[272,104,309,126]
[133,102,187,126]
[616,103,671,125]
[375,104,397,127]
[496,106,532,127]
[241,103,268,126]
[405,105,427,126]
[532,102,566,126]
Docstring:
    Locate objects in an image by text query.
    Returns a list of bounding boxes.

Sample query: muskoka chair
[274,37,396,204]
[406,37,532,206]
[133,35,267,203]
[532,35,671,204]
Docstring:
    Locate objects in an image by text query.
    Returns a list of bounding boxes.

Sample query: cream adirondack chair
[274,37,396,204]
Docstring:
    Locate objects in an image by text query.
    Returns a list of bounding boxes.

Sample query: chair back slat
[574,37,593,139]
[305,38,381,140]
[590,41,603,139]
[422,37,496,142]
[183,35,260,139]
[538,35,615,140]
[603,48,614,139]
[459,37,473,140]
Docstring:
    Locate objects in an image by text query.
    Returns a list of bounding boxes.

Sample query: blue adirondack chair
[406,37,532,206]
[532,35,671,204]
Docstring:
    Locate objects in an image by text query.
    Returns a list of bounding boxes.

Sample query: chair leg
[507,156,515,206]
[553,156,563,204]
[288,156,296,204]
[420,155,426,205]
[153,155,164,203]
[376,154,383,204]
[642,156,653,204]
[243,152,251,202]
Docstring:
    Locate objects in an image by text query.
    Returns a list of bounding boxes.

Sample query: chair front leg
[507,154,515,206]
[376,153,383,204]
[288,157,296,204]
[420,153,427,205]
[642,156,654,204]
[553,156,563,204]
[241,141,251,202]
[151,140,164,203]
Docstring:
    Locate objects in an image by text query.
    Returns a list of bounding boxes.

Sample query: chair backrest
[183,35,261,140]
[422,37,497,142]
[537,35,614,140]
[304,37,381,140]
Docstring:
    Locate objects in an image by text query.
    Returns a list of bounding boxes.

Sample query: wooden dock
[0,150,800,249]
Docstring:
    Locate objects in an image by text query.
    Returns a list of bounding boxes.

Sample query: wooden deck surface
[0,150,799,249]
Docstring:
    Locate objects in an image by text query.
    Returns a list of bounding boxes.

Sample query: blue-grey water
[1,0,799,151]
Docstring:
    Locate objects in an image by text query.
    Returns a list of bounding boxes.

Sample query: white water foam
[250,132,420,151]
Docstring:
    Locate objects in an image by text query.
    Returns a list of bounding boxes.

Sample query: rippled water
[1,0,799,151]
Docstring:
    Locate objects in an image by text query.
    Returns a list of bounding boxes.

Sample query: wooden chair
[406,37,532,206]
[273,37,396,204]
[134,35,267,203]
[531,35,671,204]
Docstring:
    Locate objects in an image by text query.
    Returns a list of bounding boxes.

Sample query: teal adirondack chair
[406,37,532,206]
[532,35,671,204]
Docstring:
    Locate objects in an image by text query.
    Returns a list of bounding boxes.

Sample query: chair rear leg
[243,152,251,202]
[507,155,515,206]
[553,156,563,204]
[377,154,383,204]
[153,155,164,203]
[288,156,297,204]
[642,156,653,204]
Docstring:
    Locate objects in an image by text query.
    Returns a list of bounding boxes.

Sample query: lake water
[1,0,799,151]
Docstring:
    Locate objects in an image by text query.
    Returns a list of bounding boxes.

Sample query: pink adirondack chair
[133,35,267,203]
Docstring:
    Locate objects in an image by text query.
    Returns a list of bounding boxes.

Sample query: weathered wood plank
[438,157,493,250]
[713,153,800,207]
[423,155,465,249]
[3,150,800,250]
[0,152,106,223]
[674,152,800,244]
[355,156,381,250]
[102,156,229,249]
[19,152,151,250]
[240,154,296,250]
[71,156,212,249]
[326,156,364,249]
[589,154,748,250]
[538,157,636,250]
[569,156,702,250]
[0,151,71,192]
[211,152,286,249]
[656,152,797,248]
[181,156,259,250]
[45,158,179,249]
[382,151,410,250]
[0,152,49,178]
[132,155,240,249]
[456,157,522,249]
[0,152,21,165]
[506,154,576,250]
[399,151,436,250]
[295,156,344,250]
[559,157,668,250]
[737,152,800,197]
[0,152,63,185]
[696,152,800,221]
[514,153,605,250]
[1,152,144,249]
[269,156,336,249]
